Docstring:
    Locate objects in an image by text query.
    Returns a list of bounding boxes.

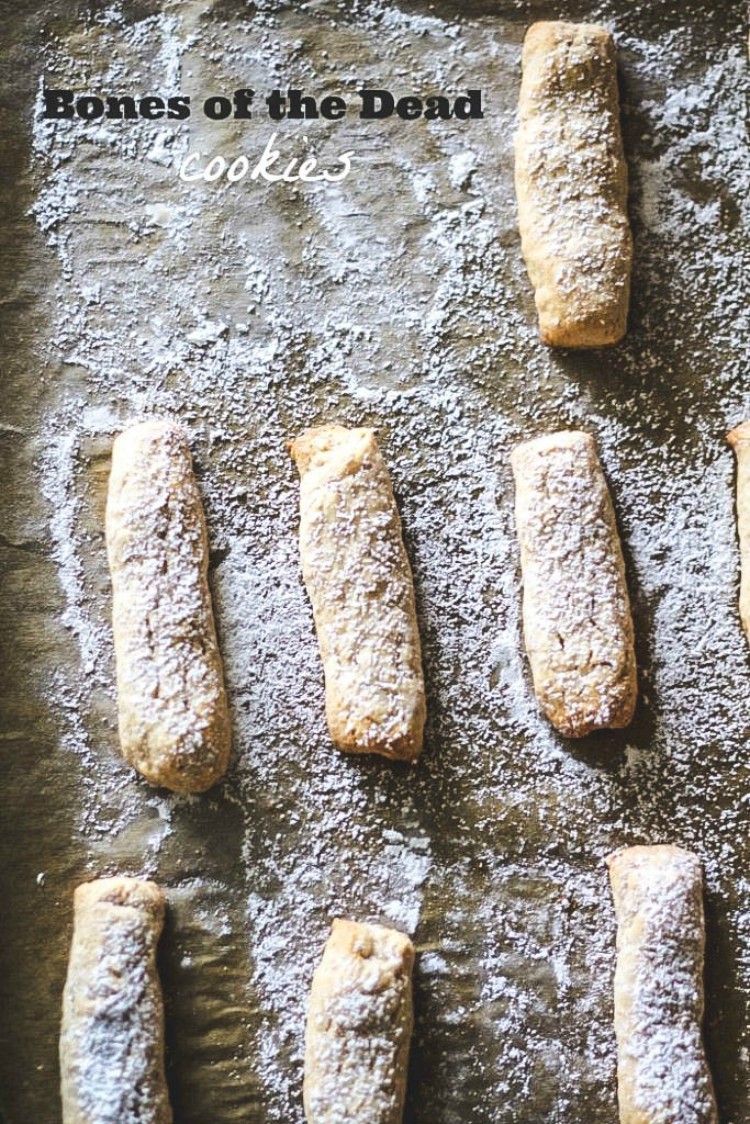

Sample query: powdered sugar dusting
[304,919,413,1124]
[292,425,425,760]
[5,1,749,1121]
[60,878,171,1124]
[515,21,632,346]
[107,419,230,793]
[512,430,636,737]
[608,845,717,1123]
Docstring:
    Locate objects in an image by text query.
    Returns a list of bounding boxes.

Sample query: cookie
[727,422,750,642]
[515,21,632,347]
[60,877,172,1124]
[290,425,425,761]
[106,419,230,792]
[511,430,636,736]
[304,919,415,1124]
[607,846,718,1124]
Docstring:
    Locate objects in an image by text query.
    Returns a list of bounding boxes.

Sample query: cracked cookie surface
[607,846,718,1124]
[60,877,172,1124]
[304,919,414,1124]
[290,425,425,762]
[511,430,636,737]
[515,21,633,347]
[106,419,230,792]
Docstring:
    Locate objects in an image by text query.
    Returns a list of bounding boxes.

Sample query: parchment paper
[1,1,749,1121]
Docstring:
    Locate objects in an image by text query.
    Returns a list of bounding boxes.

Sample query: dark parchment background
[2,1,750,1122]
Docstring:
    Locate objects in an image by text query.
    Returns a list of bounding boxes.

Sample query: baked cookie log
[106,419,230,792]
[727,422,750,643]
[606,846,718,1124]
[511,430,636,736]
[304,919,415,1124]
[60,877,172,1124]
[290,425,426,761]
[515,21,633,347]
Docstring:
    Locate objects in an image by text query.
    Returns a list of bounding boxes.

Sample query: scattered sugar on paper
[25,1,750,1120]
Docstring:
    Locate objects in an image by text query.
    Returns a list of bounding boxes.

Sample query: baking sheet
[1,1,750,1121]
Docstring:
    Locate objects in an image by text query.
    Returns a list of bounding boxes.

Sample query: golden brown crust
[511,430,637,736]
[728,422,750,642]
[106,419,230,792]
[303,919,415,1124]
[60,877,172,1124]
[606,846,718,1124]
[515,21,632,347]
[290,425,425,762]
